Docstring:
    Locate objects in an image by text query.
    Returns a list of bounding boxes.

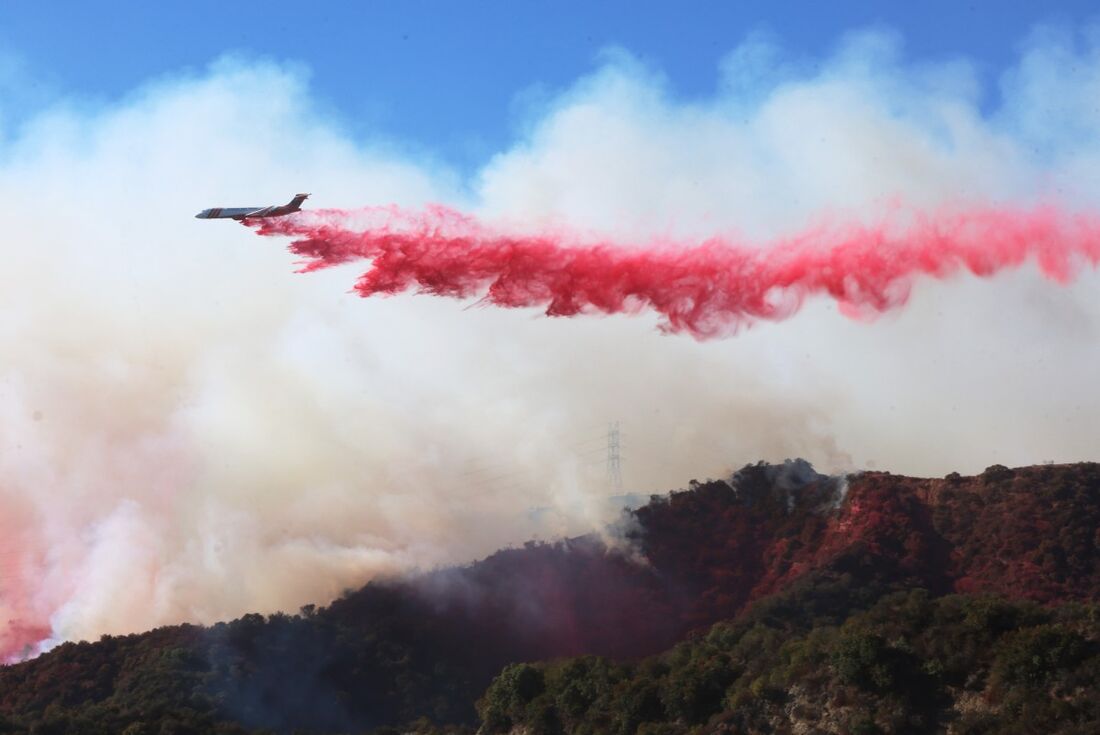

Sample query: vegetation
[0,461,1097,733]
[479,587,1100,734]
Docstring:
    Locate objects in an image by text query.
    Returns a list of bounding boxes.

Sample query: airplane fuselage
[196,193,309,220]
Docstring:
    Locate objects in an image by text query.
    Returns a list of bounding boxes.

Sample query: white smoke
[0,28,1099,653]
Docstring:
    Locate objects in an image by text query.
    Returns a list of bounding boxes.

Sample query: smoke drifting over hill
[2,28,1100,659]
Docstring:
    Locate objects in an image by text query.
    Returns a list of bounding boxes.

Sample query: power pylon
[606,421,623,493]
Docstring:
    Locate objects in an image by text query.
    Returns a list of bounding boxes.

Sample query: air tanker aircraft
[195,193,309,220]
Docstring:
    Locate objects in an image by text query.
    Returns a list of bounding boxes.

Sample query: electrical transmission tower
[606,421,623,493]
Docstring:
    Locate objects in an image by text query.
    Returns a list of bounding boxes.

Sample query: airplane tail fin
[289,193,310,210]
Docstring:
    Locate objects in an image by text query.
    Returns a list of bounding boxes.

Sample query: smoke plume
[1,27,1100,660]
[253,203,1100,338]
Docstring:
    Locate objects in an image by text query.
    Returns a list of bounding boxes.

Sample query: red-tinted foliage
[630,462,1100,631]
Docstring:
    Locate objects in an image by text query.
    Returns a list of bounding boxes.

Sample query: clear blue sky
[1,1,1096,168]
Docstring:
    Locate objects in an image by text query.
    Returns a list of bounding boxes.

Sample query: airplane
[195,193,310,220]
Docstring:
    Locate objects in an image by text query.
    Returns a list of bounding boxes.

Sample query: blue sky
[1,1,1096,169]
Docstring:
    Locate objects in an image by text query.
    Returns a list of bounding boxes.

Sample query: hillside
[480,588,1100,734]
[1,460,1098,733]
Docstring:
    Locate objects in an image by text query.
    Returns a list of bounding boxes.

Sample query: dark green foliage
[658,652,737,723]
[991,624,1089,689]
[481,589,1100,734]
[831,632,897,690]
[476,663,547,732]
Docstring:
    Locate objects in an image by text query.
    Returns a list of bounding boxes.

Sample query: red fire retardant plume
[250,204,1100,338]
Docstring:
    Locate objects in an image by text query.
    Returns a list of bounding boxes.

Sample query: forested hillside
[1,461,1098,734]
